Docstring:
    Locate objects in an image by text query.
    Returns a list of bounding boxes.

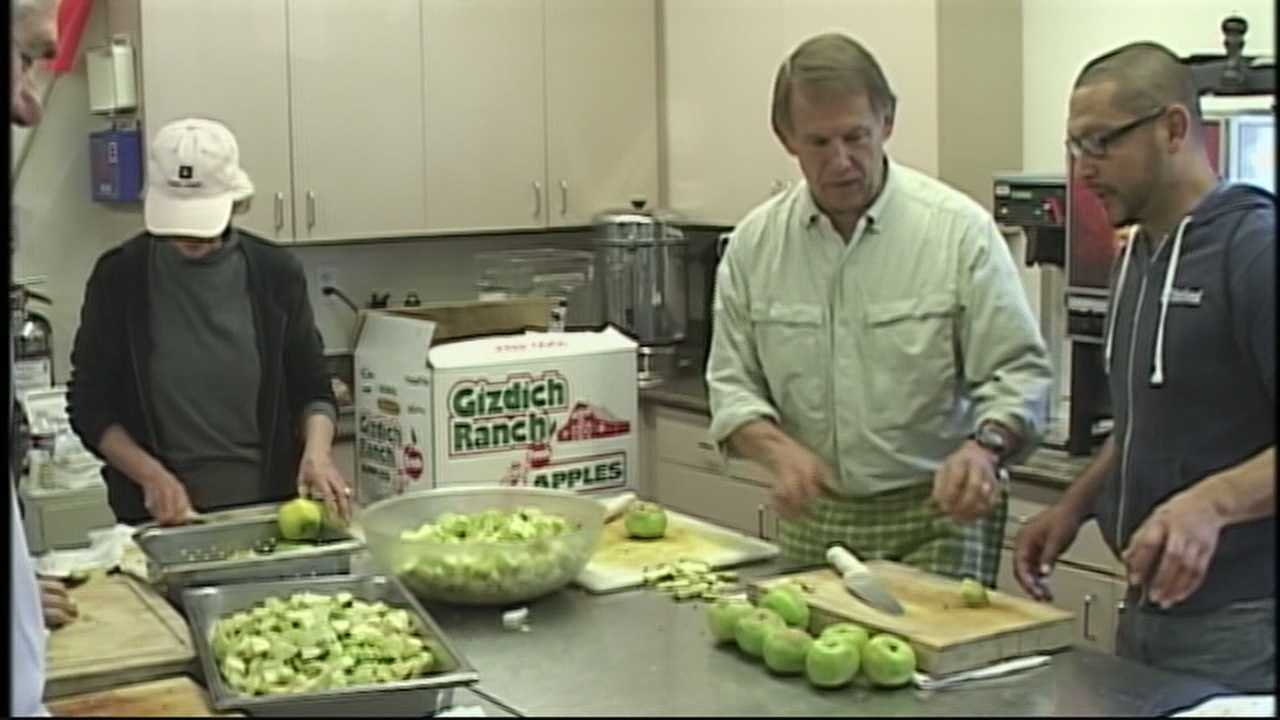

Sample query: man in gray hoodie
[1014,42,1275,691]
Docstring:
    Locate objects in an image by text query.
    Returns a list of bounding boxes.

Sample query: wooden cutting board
[749,561,1074,676]
[45,575,196,699]
[46,676,234,717]
[576,510,779,593]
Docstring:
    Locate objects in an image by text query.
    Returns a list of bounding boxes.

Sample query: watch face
[978,426,1007,453]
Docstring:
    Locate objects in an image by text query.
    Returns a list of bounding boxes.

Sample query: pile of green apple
[394,507,584,601]
[211,591,438,697]
[706,584,918,690]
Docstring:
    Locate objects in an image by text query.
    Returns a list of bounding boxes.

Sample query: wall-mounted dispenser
[86,35,138,114]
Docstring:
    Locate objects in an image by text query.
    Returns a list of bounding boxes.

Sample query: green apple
[759,584,810,629]
[762,627,813,675]
[624,502,668,539]
[861,633,917,688]
[819,622,871,655]
[706,599,754,644]
[278,498,324,541]
[805,635,861,688]
[960,577,990,608]
[734,607,786,658]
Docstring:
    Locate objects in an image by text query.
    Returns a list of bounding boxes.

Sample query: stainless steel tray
[183,574,480,717]
[134,514,365,605]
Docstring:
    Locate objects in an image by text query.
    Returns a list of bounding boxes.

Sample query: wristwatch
[970,422,1013,465]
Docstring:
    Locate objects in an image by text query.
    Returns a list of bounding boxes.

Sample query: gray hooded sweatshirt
[1095,182,1275,615]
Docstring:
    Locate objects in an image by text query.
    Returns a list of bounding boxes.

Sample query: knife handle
[826,545,869,576]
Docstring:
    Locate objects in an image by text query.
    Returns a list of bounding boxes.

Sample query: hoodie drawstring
[1150,215,1193,386]
[1103,225,1140,372]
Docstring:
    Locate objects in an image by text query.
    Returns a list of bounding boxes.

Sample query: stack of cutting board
[750,561,1074,676]
[576,509,779,593]
[46,677,233,717]
[45,575,196,699]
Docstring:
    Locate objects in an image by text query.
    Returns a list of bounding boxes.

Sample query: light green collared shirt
[706,160,1052,497]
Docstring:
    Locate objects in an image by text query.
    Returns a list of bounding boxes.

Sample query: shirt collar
[799,158,898,233]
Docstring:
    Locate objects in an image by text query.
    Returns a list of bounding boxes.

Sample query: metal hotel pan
[133,514,365,606]
[182,574,479,717]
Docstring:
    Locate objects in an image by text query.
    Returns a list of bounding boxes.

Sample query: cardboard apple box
[353,298,639,506]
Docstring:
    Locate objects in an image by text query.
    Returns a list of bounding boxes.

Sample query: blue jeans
[1116,595,1276,693]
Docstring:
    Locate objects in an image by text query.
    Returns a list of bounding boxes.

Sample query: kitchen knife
[826,545,906,616]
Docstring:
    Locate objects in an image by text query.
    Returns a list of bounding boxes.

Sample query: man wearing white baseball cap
[67,117,352,527]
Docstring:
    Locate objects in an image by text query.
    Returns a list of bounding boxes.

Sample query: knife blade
[826,545,905,615]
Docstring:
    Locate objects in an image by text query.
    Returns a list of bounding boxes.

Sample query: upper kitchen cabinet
[140,0,295,242]
[661,0,794,227]
[662,0,941,226]
[780,0,940,177]
[141,0,427,244]
[545,0,659,226]
[421,0,547,233]
[288,0,427,242]
[423,0,659,233]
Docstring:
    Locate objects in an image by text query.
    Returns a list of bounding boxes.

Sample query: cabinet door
[662,0,791,226]
[653,461,773,539]
[288,0,427,241]
[997,549,1124,654]
[140,0,294,241]
[545,0,659,226]
[422,0,547,233]
[779,0,940,176]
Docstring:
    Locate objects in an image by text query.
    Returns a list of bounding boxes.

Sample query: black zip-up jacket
[67,230,336,523]
[1095,183,1276,614]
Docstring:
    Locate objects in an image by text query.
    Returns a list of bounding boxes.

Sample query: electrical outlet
[317,265,338,290]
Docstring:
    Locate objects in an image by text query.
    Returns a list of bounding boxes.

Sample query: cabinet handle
[532,181,543,219]
[306,191,317,230]
[559,180,568,217]
[1082,593,1097,641]
[757,504,766,539]
[696,441,715,451]
[274,192,285,231]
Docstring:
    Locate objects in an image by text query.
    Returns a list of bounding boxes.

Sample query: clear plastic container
[475,248,595,304]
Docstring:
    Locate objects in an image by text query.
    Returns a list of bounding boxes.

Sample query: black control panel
[994,176,1066,229]
[994,174,1067,267]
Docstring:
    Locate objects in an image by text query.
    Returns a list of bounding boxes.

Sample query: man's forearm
[727,419,796,471]
[302,413,336,458]
[1060,434,1118,519]
[1189,446,1276,526]
[97,424,170,488]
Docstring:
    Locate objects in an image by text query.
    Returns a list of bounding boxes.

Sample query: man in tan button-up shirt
[707,33,1052,585]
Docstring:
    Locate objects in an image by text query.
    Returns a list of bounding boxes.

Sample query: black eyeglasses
[1066,106,1167,159]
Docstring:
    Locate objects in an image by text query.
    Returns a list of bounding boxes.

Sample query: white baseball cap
[144,118,255,238]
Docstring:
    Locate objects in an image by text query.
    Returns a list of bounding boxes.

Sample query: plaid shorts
[778,482,1007,587]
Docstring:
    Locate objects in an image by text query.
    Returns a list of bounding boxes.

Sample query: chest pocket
[864,293,959,429]
[750,301,826,419]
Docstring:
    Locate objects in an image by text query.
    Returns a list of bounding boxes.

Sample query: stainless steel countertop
[640,370,1094,489]
[423,560,1226,717]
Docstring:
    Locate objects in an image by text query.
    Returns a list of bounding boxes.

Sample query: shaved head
[1074,42,1202,126]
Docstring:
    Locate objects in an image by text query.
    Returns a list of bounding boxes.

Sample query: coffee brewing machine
[993,173,1077,451]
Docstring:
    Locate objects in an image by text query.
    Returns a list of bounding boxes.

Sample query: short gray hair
[771,33,897,136]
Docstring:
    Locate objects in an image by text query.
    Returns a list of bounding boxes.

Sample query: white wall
[1022,0,1276,173]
